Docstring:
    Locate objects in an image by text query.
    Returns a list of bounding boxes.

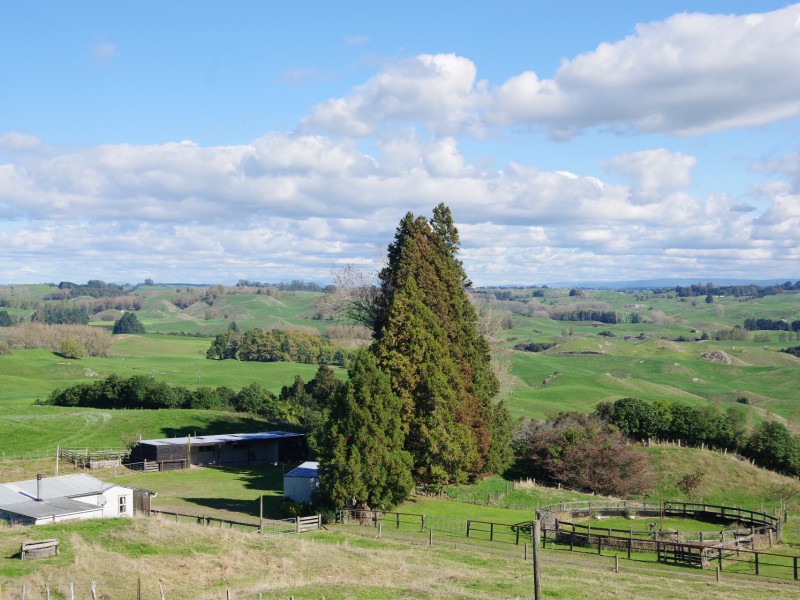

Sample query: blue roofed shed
[283,461,319,504]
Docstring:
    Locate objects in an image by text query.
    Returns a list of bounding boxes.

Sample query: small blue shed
[283,461,319,504]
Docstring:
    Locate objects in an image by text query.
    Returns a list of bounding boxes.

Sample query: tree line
[550,308,620,323]
[743,317,800,331]
[596,397,800,475]
[205,326,352,367]
[52,280,129,298]
[673,281,800,298]
[43,369,341,428]
[235,279,325,292]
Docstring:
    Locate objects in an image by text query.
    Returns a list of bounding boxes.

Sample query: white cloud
[297,6,800,141]
[0,129,794,284]
[489,4,800,138]
[301,53,486,137]
[755,151,800,193]
[603,149,696,202]
[0,133,44,152]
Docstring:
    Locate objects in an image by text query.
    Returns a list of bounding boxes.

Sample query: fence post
[718,548,723,570]
[397,512,400,529]
[794,556,798,580]
[532,521,542,600]
[429,528,433,546]
[614,553,619,573]
[466,520,471,538]
[755,552,759,575]
[490,522,494,542]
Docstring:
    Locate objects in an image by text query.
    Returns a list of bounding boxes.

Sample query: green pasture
[0,336,340,405]
[138,289,326,335]
[0,406,272,454]
[110,463,290,522]
[568,514,733,533]
[505,333,800,422]
[0,334,343,453]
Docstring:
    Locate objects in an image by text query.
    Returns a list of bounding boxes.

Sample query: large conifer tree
[372,203,513,484]
[316,349,413,509]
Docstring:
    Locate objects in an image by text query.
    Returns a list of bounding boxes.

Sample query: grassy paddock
[108,464,293,521]
[0,517,796,599]
[568,515,733,533]
[0,336,335,454]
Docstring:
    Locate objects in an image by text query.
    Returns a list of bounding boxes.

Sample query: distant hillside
[544,278,797,289]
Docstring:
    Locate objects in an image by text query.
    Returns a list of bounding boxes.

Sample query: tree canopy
[315,349,413,510]
[113,311,145,334]
[370,203,512,485]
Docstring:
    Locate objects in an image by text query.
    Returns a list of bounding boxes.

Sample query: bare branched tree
[314,265,379,330]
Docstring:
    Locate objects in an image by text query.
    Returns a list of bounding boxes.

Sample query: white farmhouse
[0,474,134,525]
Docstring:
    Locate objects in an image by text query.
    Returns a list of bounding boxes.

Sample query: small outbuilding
[128,431,307,470]
[0,474,134,526]
[283,461,319,504]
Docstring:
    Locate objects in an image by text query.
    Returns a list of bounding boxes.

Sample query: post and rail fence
[337,503,798,582]
[149,509,321,536]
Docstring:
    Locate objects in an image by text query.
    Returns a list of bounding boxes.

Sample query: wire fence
[338,507,800,582]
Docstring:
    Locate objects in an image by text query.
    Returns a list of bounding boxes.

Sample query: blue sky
[1,1,799,285]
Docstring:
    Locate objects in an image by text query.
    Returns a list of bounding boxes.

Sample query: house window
[119,495,127,514]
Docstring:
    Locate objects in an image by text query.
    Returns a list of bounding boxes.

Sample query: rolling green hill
[1,283,798,451]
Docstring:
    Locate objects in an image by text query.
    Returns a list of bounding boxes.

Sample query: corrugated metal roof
[0,497,101,520]
[9,474,113,500]
[0,486,21,505]
[285,461,319,478]
[139,431,304,447]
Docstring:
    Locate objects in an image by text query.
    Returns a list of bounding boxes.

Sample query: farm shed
[0,474,134,525]
[128,431,307,470]
[284,461,319,504]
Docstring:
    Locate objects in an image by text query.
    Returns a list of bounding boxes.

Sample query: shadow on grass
[159,417,306,440]
[177,464,297,519]
[179,496,272,518]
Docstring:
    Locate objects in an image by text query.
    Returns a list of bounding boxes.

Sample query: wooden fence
[150,509,320,535]
[60,447,131,468]
[124,459,188,472]
[340,509,534,546]
[338,506,800,582]
[536,500,781,548]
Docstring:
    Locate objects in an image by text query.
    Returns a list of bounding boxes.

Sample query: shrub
[59,338,86,359]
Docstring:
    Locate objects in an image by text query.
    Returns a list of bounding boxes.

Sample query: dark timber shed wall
[128,433,307,467]
[128,442,188,463]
